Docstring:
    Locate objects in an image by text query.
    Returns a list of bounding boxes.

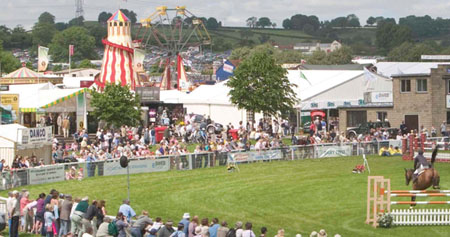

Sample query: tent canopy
[375,62,450,78]
[0,124,26,142]
[4,66,42,78]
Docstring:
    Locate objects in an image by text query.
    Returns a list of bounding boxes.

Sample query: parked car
[346,121,399,138]
[188,114,223,134]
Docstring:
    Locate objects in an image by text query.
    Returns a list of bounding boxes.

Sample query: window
[246,111,255,123]
[89,74,94,77]
[416,79,427,92]
[377,112,387,122]
[447,111,450,124]
[401,79,411,92]
[347,111,367,127]
[447,80,450,94]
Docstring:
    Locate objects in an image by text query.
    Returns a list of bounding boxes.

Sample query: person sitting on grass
[378,146,390,156]
[391,146,402,156]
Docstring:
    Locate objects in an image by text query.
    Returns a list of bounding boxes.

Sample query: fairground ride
[133,6,212,90]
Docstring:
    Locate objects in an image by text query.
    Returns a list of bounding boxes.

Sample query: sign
[446,95,450,108]
[316,145,352,158]
[344,101,351,106]
[0,85,9,91]
[327,102,335,107]
[0,94,19,123]
[310,103,318,108]
[227,150,283,163]
[103,158,170,176]
[369,92,392,103]
[421,55,450,60]
[135,87,160,103]
[19,126,53,145]
[29,166,65,185]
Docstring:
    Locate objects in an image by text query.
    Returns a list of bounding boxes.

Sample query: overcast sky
[3,0,450,30]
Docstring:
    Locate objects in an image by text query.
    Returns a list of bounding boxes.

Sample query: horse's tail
[431,145,438,166]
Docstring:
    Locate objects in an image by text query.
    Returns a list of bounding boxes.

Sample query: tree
[0,43,20,73]
[206,17,219,29]
[227,51,298,117]
[366,17,376,26]
[258,34,271,44]
[49,26,97,62]
[68,16,84,27]
[257,17,272,28]
[38,12,55,25]
[32,22,56,47]
[271,22,277,28]
[346,14,360,27]
[10,26,32,49]
[376,22,412,54]
[274,50,303,64]
[327,46,353,64]
[229,46,252,60]
[55,22,68,31]
[85,24,107,47]
[246,17,257,28]
[98,11,113,23]
[239,30,254,40]
[120,9,137,24]
[307,50,328,64]
[90,84,142,128]
[78,59,97,69]
[282,19,292,29]
[388,42,436,61]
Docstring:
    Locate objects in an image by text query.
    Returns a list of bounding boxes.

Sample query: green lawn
[2,155,450,236]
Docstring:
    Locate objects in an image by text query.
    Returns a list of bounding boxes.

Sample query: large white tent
[375,62,450,78]
[159,69,392,126]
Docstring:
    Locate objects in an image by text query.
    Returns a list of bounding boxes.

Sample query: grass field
[2,155,450,236]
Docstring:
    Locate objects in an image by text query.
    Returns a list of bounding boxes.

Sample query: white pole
[69,49,71,75]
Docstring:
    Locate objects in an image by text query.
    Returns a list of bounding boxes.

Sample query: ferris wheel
[134,6,211,54]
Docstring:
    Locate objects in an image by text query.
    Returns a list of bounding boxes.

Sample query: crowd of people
[5,188,341,237]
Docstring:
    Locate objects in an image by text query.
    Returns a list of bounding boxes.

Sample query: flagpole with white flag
[363,67,377,90]
[38,45,49,84]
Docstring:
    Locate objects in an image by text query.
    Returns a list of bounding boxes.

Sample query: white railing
[391,209,450,225]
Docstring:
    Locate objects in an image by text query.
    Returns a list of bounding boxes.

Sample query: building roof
[375,62,450,78]
[0,124,27,142]
[108,10,130,22]
[299,64,368,70]
[338,102,394,109]
[4,66,41,78]
[54,68,100,74]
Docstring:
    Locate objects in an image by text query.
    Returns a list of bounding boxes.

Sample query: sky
[2,0,450,30]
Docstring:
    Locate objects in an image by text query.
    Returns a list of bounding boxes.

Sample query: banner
[19,126,53,145]
[133,48,145,72]
[228,150,283,163]
[103,158,170,176]
[160,59,171,90]
[69,45,74,56]
[316,145,352,158]
[0,94,19,123]
[29,166,65,185]
[38,46,49,72]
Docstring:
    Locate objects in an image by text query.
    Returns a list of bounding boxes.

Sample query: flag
[223,62,234,73]
[38,46,49,72]
[177,54,190,91]
[69,45,74,56]
[364,67,377,82]
[133,48,145,72]
[299,70,312,85]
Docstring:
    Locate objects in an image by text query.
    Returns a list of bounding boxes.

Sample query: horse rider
[413,149,430,183]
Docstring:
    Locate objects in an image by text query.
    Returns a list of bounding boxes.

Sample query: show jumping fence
[401,134,450,162]
[366,176,450,227]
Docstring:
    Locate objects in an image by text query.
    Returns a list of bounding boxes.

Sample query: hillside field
[2,155,450,236]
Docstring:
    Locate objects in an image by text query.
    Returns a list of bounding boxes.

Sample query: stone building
[338,64,450,134]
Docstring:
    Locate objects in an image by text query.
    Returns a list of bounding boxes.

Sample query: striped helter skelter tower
[97,10,139,90]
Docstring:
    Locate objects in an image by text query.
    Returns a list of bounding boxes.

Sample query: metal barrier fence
[0,140,400,190]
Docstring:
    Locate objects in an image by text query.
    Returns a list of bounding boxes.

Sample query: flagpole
[38,45,40,84]
[69,46,71,74]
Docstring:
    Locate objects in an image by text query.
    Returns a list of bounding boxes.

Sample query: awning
[41,88,88,109]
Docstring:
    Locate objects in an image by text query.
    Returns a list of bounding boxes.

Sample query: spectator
[81,200,98,236]
[44,204,55,237]
[59,194,73,237]
[131,210,153,237]
[242,222,255,237]
[200,218,209,237]
[259,227,267,237]
[22,194,37,234]
[157,220,175,237]
[171,223,186,237]
[96,216,112,237]
[148,217,163,237]
[71,196,89,236]
[179,213,190,237]
[9,190,20,237]
[119,199,136,222]
[317,229,327,237]
[83,226,94,237]
[378,146,390,156]
[188,216,199,237]
[194,227,202,237]
[116,212,129,237]
[19,191,30,232]
[217,221,229,237]
[209,218,220,237]
[235,221,243,237]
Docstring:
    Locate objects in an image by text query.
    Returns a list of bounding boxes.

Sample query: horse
[404,146,440,207]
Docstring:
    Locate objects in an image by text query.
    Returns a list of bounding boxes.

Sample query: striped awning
[20,108,36,113]
[41,88,88,109]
